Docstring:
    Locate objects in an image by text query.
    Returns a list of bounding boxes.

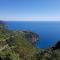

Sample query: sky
[0,0,60,21]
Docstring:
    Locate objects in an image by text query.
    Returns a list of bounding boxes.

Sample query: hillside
[0,21,60,60]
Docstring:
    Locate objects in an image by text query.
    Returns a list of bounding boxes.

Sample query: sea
[5,21,60,48]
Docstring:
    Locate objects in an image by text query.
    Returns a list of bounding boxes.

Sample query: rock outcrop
[19,30,39,43]
[52,41,60,50]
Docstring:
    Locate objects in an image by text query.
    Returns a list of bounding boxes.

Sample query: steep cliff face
[18,30,39,43]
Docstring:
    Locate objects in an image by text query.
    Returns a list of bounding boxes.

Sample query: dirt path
[0,44,8,51]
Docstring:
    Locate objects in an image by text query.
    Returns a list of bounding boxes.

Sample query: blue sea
[5,21,60,48]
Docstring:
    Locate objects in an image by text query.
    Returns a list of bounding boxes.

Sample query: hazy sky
[0,0,60,21]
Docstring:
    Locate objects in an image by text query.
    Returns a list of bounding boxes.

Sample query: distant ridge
[0,20,5,24]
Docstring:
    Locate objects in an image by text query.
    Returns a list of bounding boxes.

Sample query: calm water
[5,21,60,48]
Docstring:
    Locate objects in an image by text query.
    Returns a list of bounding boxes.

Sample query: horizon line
[0,16,60,21]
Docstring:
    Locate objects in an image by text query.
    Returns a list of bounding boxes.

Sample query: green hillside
[0,21,60,60]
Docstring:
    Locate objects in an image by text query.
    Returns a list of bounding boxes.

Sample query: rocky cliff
[18,30,39,43]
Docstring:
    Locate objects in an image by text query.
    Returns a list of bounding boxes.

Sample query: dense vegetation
[0,21,60,60]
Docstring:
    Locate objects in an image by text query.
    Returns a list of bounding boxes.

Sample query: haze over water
[5,21,60,48]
